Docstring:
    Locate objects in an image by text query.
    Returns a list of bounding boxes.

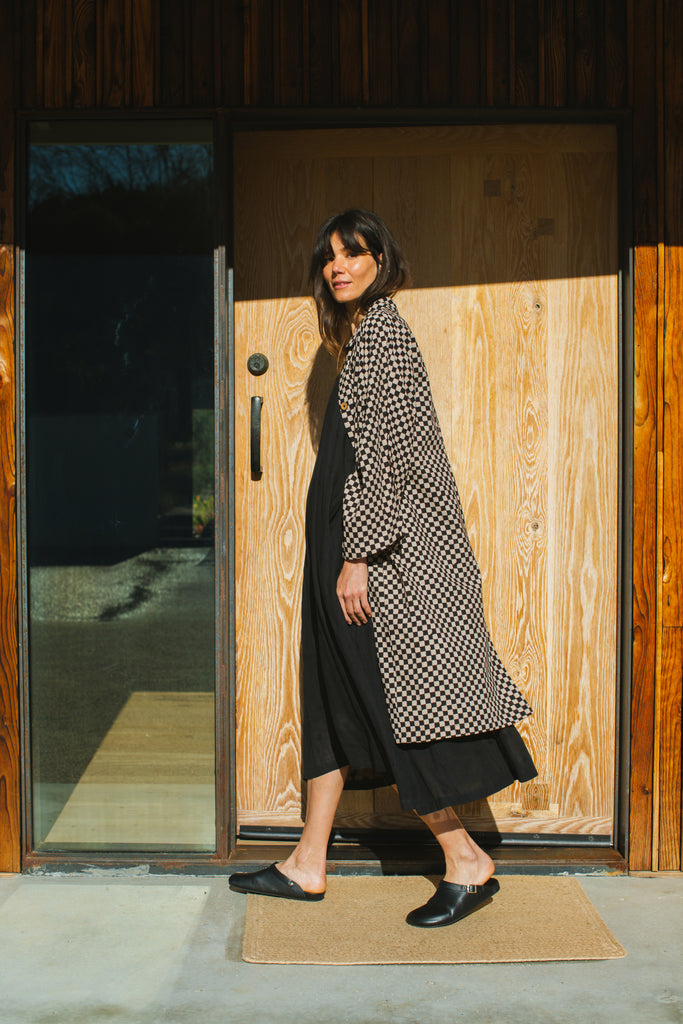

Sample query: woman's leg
[419,805,495,886]
[277,765,349,893]
[405,805,498,927]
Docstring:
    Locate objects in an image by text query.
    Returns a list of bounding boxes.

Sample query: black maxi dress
[301,380,538,816]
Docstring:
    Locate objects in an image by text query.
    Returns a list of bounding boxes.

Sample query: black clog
[228,863,325,902]
[406,877,500,928]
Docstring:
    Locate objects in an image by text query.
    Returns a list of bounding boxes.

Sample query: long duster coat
[337,296,533,744]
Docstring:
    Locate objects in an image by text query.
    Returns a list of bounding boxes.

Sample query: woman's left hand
[336,559,372,625]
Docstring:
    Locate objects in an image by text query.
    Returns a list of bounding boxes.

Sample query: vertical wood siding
[11,0,646,111]
[657,0,683,872]
[0,0,680,872]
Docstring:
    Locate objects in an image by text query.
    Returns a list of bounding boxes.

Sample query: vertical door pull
[251,396,263,478]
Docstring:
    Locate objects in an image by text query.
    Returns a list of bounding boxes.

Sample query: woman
[230,209,537,927]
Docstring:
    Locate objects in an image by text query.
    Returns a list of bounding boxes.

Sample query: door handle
[251,396,263,478]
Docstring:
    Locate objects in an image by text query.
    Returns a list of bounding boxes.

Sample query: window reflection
[26,128,216,851]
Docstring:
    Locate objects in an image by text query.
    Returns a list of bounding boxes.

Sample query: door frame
[16,107,633,872]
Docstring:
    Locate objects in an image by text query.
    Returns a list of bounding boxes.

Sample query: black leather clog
[228,863,325,902]
[406,877,500,928]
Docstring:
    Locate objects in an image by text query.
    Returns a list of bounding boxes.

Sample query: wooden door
[234,125,619,840]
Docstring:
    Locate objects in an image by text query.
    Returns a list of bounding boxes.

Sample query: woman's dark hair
[310,208,410,359]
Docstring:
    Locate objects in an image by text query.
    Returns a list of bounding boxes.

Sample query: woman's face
[322,231,379,308]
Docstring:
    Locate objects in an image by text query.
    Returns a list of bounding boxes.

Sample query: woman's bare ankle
[277,848,327,893]
[442,841,495,887]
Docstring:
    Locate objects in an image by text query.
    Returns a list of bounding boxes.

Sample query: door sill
[228,841,628,876]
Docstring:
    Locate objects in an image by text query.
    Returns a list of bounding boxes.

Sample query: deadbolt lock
[247,352,269,376]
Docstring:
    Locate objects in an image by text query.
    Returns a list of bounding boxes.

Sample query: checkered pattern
[337,297,533,744]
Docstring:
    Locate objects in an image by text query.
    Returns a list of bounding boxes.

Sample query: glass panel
[25,123,216,852]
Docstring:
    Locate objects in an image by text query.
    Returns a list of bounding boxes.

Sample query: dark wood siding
[0,0,681,872]
[9,0,643,112]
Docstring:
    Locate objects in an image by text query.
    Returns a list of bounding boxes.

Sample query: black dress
[301,380,537,816]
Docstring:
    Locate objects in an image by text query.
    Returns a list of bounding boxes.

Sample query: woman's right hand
[336,559,372,625]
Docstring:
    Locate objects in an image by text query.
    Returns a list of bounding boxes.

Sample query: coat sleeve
[341,324,418,560]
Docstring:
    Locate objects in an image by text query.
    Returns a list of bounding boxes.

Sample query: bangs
[315,211,380,267]
[320,228,372,264]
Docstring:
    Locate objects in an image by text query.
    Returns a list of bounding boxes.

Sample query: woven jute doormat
[241,875,626,965]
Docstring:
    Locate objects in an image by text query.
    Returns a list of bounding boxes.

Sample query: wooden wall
[657,0,683,871]
[0,0,681,872]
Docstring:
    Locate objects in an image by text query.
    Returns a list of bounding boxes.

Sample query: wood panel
[72,0,96,107]
[394,0,420,106]
[374,154,453,451]
[0,3,15,245]
[244,0,275,105]
[422,0,450,105]
[662,0,683,626]
[453,1,483,106]
[0,247,19,873]
[663,245,683,625]
[98,0,127,107]
[448,151,552,804]
[627,0,662,872]
[484,0,511,106]
[216,0,245,107]
[42,0,69,107]
[604,0,628,108]
[513,0,540,106]
[0,0,19,875]
[630,246,660,869]
[307,0,335,106]
[234,126,619,838]
[131,0,155,107]
[20,0,40,109]
[658,628,682,869]
[658,0,683,870]
[572,0,598,106]
[544,150,619,827]
[233,288,321,819]
[447,135,619,832]
[276,0,304,106]
[336,0,363,105]
[159,0,186,106]
[541,0,568,106]
[631,0,661,245]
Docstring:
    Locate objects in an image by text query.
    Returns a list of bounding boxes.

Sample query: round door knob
[247,353,269,376]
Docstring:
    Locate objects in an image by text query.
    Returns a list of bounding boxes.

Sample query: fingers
[337,590,371,625]
[359,590,373,619]
[348,594,370,625]
[336,561,372,625]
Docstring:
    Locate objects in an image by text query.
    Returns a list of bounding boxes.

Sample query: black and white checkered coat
[337,296,533,744]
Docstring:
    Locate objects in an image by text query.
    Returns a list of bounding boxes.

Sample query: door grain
[234,125,619,838]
